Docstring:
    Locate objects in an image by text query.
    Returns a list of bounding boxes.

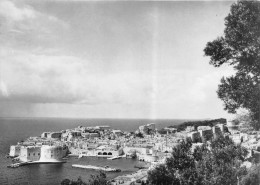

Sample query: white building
[9,145,21,157]
[20,146,41,162]
[112,130,123,136]
[39,145,67,162]
[138,154,159,162]
[18,145,68,163]
[187,131,201,142]
[41,132,50,138]
[95,145,123,157]
[98,126,110,130]
[139,123,156,135]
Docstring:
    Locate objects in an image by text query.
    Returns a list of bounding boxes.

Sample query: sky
[0,0,236,119]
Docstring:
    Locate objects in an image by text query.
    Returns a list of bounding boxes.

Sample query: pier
[107,156,122,160]
[72,164,121,172]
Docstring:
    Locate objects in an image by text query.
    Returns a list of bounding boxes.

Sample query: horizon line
[0,116,220,120]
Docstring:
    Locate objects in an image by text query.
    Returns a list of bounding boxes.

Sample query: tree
[196,157,247,185]
[240,164,260,185]
[60,171,110,185]
[204,0,260,129]
[147,136,249,185]
[60,176,87,185]
[147,164,177,185]
[88,171,110,185]
[157,129,167,135]
[195,136,248,185]
[135,132,144,138]
[232,112,255,132]
[61,179,71,185]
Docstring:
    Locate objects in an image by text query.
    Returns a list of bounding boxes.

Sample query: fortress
[10,144,68,163]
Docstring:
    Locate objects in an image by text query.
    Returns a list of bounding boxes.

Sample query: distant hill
[168,118,227,131]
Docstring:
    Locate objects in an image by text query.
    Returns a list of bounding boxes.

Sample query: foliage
[169,118,226,131]
[204,0,260,129]
[88,171,110,185]
[60,171,110,185]
[130,150,137,159]
[147,164,177,185]
[196,136,248,185]
[61,179,72,185]
[135,132,144,138]
[60,176,87,185]
[157,129,167,135]
[147,136,249,185]
[240,165,260,185]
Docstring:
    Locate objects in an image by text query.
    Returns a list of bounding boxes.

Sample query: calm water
[0,117,186,185]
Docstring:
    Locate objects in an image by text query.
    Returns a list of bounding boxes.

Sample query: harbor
[4,119,230,184]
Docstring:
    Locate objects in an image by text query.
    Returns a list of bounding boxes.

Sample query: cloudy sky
[0,0,236,119]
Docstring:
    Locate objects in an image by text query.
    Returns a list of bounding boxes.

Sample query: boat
[12,157,20,161]
[7,163,20,168]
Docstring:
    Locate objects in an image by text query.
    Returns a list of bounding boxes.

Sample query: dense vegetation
[135,132,144,138]
[168,118,226,131]
[147,136,253,185]
[204,0,260,129]
[60,171,110,185]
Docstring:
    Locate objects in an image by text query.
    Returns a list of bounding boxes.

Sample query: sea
[0,117,187,185]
